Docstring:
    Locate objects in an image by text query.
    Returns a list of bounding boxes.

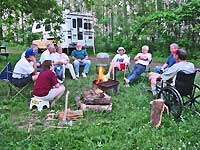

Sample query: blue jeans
[54,64,64,81]
[127,64,146,83]
[154,66,162,74]
[73,60,91,75]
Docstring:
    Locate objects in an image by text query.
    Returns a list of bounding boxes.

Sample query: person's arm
[161,64,178,81]
[139,54,148,61]
[32,57,38,75]
[122,55,130,64]
[134,53,140,61]
[162,54,172,70]
[82,56,88,61]
[161,63,168,70]
[71,50,76,60]
[71,56,77,60]
[82,50,89,61]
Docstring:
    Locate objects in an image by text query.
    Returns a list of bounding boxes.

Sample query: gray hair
[142,45,149,51]
[170,43,179,49]
[47,43,54,49]
[31,44,38,49]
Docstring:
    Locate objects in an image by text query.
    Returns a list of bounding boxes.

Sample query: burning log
[82,88,111,105]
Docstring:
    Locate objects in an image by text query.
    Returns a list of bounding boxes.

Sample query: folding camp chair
[113,55,130,80]
[0,62,31,99]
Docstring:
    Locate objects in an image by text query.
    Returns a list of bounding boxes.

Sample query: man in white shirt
[52,46,77,80]
[12,48,38,87]
[124,45,152,86]
[39,43,55,64]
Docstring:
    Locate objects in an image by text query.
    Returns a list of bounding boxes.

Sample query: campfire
[95,65,109,84]
[78,65,120,112]
[94,65,119,95]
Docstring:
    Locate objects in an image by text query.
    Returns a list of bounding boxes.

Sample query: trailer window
[36,24,41,29]
[72,19,76,28]
[84,23,92,30]
[77,18,82,28]
[45,25,51,31]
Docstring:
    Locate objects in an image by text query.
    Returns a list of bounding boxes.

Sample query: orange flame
[96,66,109,84]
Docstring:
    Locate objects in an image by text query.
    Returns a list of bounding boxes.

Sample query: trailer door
[77,18,83,41]
[71,18,77,43]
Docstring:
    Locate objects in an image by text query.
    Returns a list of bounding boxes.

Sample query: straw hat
[117,47,126,53]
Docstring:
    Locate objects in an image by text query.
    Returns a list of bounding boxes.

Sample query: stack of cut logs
[80,88,112,112]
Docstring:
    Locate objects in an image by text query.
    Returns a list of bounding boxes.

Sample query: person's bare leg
[51,85,65,106]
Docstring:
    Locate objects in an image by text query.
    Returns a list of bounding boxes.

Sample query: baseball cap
[117,47,125,53]
[25,48,37,58]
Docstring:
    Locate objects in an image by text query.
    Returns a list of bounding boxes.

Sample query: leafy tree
[0,0,62,44]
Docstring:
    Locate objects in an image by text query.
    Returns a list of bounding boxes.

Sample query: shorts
[12,75,32,87]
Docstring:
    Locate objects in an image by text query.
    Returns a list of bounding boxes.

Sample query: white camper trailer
[32,10,94,53]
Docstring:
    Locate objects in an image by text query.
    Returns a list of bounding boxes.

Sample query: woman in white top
[105,47,130,79]
[52,46,77,80]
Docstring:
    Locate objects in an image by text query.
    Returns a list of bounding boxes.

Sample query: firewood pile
[80,88,112,112]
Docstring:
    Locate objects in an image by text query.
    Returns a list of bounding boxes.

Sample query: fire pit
[93,65,120,95]
[93,80,119,95]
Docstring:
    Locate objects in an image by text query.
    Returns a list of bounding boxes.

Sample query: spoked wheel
[158,86,183,119]
[185,84,200,115]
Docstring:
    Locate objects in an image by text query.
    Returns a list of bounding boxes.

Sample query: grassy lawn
[0,47,200,149]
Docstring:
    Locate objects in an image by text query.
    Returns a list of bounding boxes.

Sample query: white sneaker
[73,77,78,80]
[82,72,87,78]
[124,78,130,84]
[76,74,79,78]
[58,79,64,84]
[105,73,110,78]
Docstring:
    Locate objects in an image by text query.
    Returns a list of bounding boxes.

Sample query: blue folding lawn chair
[0,62,31,99]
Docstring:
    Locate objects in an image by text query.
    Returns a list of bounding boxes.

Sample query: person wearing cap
[124,45,152,86]
[12,48,38,87]
[148,49,195,96]
[71,43,91,78]
[154,43,179,74]
[105,47,130,79]
[21,44,38,58]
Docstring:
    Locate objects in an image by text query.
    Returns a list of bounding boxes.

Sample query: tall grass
[0,51,200,149]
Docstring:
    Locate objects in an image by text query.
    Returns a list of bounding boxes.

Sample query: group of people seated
[11,41,196,105]
[12,42,91,105]
[148,43,195,96]
[104,43,195,95]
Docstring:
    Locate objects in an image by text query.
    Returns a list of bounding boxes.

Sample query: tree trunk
[0,11,3,40]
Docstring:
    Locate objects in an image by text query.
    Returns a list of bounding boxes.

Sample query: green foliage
[0,0,62,44]
[129,0,200,53]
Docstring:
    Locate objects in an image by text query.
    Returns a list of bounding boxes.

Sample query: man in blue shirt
[154,43,179,74]
[71,43,91,78]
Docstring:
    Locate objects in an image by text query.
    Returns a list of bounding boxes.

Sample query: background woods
[0,0,199,56]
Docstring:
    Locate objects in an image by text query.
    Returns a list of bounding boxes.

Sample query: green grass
[1,48,200,149]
